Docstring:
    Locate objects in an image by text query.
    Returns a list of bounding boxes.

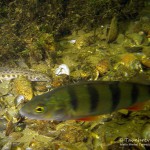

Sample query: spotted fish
[20,81,150,121]
[0,67,50,82]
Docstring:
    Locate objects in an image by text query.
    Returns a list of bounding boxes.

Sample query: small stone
[13,76,33,100]
[116,34,125,44]
[128,33,144,45]
[96,59,110,76]
[141,57,150,68]
[117,109,129,115]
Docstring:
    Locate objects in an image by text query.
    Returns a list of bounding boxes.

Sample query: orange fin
[127,102,146,111]
[76,116,99,121]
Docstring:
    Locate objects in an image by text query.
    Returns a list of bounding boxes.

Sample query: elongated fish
[19,81,150,121]
[0,67,50,82]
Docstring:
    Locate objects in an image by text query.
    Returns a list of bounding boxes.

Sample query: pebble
[14,95,25,107]
[55,64,70,76]
[13,76,33,100]
[141,57,150,68]
[127,33,144,45]
[96,59,110,75]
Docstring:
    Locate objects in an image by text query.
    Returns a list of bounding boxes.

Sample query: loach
[0,67,50,82]
[20,81,150,121]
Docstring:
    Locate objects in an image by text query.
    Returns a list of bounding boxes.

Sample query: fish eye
[35,106,45,113]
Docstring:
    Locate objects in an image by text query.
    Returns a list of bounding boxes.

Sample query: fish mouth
[19,108,33,119]
[19,108,39,120]
[19,108,52,120]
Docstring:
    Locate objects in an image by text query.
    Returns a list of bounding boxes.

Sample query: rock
[123,33,145,53]
[141,57,150,68]
[13,76,33,100]
[116,34,125,44]
[96,59,110,76]
[127,33,144,45]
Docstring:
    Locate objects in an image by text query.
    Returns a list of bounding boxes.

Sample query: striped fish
[19,81,150,121]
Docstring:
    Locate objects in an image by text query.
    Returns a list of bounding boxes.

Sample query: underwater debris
[57,122,88,143]
[75,34,88,50]
[107,16,118,43]
[37,33,56,52]
[34,82,50,92]
[96,59,110,76]
[5,120,14,136]
[71,69,91,80]
[16,128,53,148]
[133,16,150,34]
[120,53,137,65]
[115,53,142,71]
[68,39,76,44]
[127,33,144,45]
[124,33,145,53]
[55,64,70,76]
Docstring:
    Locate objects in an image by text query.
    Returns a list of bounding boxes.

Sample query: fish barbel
[20,81,150,121]
[0,67,50,82]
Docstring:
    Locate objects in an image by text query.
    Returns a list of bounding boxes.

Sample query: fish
[19,81,150,121]
[0,67,50,82]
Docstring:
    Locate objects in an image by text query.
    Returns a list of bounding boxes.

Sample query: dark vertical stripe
[67,87,78,110]
[131,84,139,104]
[109,82,120,111]
[87,85,99,112]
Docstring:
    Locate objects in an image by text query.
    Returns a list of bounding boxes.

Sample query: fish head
[19,91,72,121]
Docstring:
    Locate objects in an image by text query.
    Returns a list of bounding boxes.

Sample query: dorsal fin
[129,73,150,85]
